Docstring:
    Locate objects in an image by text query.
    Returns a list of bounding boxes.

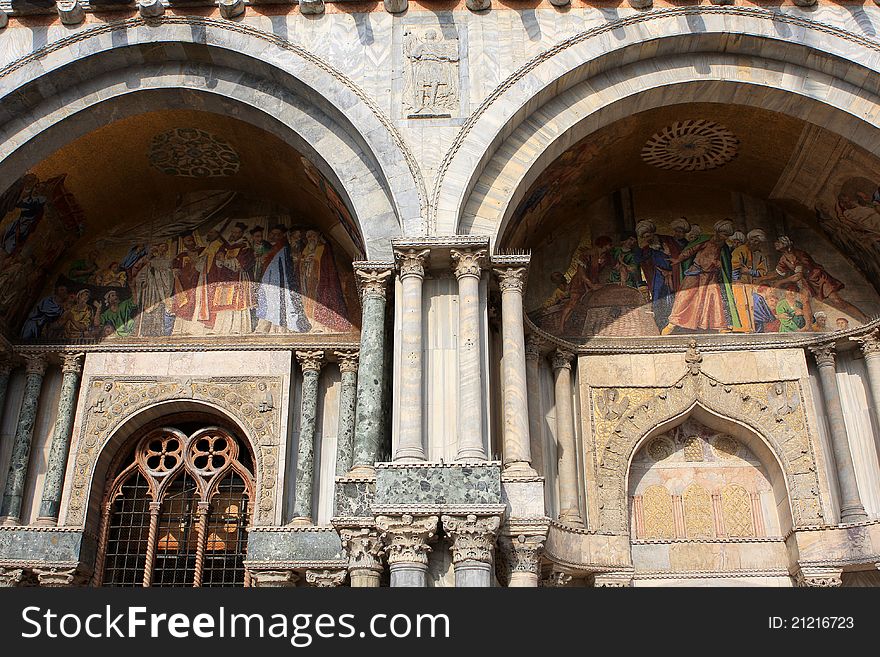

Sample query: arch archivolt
[62,377,284,530]
[591,370,822,534]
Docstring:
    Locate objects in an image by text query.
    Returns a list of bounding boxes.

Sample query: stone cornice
[634,569,790,580]
[13,339,361,354]
[243,560,346,569]
[632,536,785,545]
[372,504,506,516]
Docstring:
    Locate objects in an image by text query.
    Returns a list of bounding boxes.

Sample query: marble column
[442,514,501,587]
[0,354,47,524]
[552,349,584,527]
[0,359,12,430]
[334,351,359,477]
[525,335,546,475]
[376,514,438,587]
[809,343,868,523]
[499,533,544,587]
[495,266,537,476]
[852,330,880,438]
[340,527,384,587]
[451,249,487,461]
[350,268,392,476]
[36,353,84,524]
[290,349,325,526]
[394,248,430,462]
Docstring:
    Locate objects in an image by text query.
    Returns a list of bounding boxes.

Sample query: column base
[455,449,487,461]
[0,516,20,526]
[288,516,313,527]
[503,461,538,478]
[840,504,869,524]
[33,516,58,527]
[390,563,428,587]
[347,464,376,478]
[557,511,584,528]
[392,451,427,463]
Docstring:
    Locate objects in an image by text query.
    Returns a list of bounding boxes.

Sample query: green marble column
[334,351,359,476]
[0,354,47,524]
[350,268,392,476]
[291,350,324,526]
[0,360,12,433]
[37,353,84,524]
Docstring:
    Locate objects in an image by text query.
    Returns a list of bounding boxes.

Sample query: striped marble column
[494,264,537,476]
[334,350,359,477]
[552,349,584,527]
[36,353,84,524]
[809,343,868,523]
[852,330,880,443]
[0,354,48,525]
[451,248,487,461]
[394,248,430,462]
[290,349,325,526]
[350,267,392,476]
[525,335,546,475]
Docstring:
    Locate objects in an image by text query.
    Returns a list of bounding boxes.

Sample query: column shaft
[1,355,47,524]
[350,269,391,475]
[334,352,359,476]
[394,249,429,461]
[291,350,324,525]
[0,362,11,431]
[811,344,867,523]
[496,267,536,475]
[37,354,84,523]
[452,249,486,461]
[552,350,584,527]
[525,336,545,475]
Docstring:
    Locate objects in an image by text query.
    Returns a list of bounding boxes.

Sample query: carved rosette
[795,567,843,587]
[852,330,880,359]
[451,249,486,280]
[499,534,544,574]
[340,527,385,572]
[552,349,574,371]
[375,514,438,566]
[395,248,431,281]
[524,335,546,362]
[67,377,283,526]
[356,268,392,301]
[0,567,25,587]
[809,343,837,368]
[494,267,527,295]
[248,569,300,588]
[335,350,360,375]
[442,514,502,565]
[305,569,347,587]
[296,350,325,374]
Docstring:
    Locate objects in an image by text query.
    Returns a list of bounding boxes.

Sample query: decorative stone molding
[296,350,325,373]
[0,567,24,587]
[540,569,573,587]
[494,267,528,294]
[305,569,347,587]
[355,268,393,301]
[809,343,837,368]
[794,566,843,587]
[498,534,544,574]
[685,340,702,375]
[591,370,823,533]
[137,0,164,19]
[218,0,245,20]
[57,1,84,26]
[450,249,486,280]
[335,350,360,374]
[33,566,87,587]
[593,571,633,587]
[552,349,574,371]
[66,377,283,526]
[339,527,384,573]
[248,569,300,588]
[395,248,431,281]
[442,514,502,565]
[375,515,438,566]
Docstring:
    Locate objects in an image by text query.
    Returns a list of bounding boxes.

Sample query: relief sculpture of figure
[403,28,459,116]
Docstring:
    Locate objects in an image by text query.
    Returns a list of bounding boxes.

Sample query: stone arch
[59,376,286,533]
[436,6,880,240]
[596,372,821,534]
[0,18,424,256]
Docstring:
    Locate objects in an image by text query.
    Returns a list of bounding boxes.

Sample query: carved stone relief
[65,376,283,527]
[402,27,460,118]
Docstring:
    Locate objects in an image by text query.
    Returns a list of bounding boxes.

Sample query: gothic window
[721,484,755,538]
[641,485,675,539]
[683,484,714,538]
[96,426,254,587]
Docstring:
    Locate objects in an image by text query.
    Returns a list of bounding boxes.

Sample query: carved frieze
[66,376,283,527]
[590,370,823,533]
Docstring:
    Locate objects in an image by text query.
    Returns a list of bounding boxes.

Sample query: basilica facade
[0,0,880,588]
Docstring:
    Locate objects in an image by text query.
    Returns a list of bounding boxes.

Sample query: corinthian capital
[61,352,85,375]
[499,534,544,574]
[809,343,836,368]
[335,350,360,375]
[395,248,431,281]
[340,527,384,572]
[451,249,486,280]
[851,329,880,358]
[552,349,575,371]
[24,354,48,376]
[442,514,501,565]
[494,267,528,295]
[356,268,393,300]
[296,350,325,373]
[376,514,438,566]
[525,335,546,362]
[305,569,347,587]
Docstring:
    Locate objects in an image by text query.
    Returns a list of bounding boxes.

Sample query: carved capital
[356,268,393,301]
[494,267,527,295]
[809,342,837,368]
[335,351,360,375]
[451,249,486,280]
[540,569,572,588]
[498,534,544,574]
[552,349,575,371]
[61,352,85,376]
[524,335,547,362]
[24,354,48,376]
[34,566,86,587]
[248,569,300,587]
[305,569,347,587]
[376,514,438,566]
[395,248,431,281]
[851,329,880,359]
[0,567,25,587]
[340,527,384,572]
[795,566,843,588]
[0,359,12,377]
[296,350,325,373]
[442,514,501,565]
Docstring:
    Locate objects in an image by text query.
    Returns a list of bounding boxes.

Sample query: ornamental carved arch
[592,372,823,534]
